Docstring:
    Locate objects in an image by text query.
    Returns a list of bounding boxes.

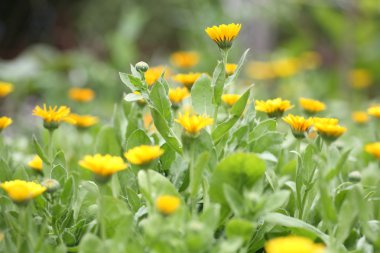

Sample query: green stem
[47,129,55,167]
[98,186,107,239]
[213,49,229,129]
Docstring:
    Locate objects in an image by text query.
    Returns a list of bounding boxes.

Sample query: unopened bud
[348,171,361,183]
[135,61,149,73]
[42,179,60,193]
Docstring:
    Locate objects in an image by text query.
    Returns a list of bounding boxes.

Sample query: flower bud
[42,179,60,193]
[135,61,149,73]
[348,171,361,183]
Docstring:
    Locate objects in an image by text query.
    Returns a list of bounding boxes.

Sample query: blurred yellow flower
[145,66,169,86]
[169,87,190,104]
[282,114,313,139]
[368,105,380,119]
[170,51,199,68]
[255,98,293,118]
[156,195,180,215]
[175,112,213,134]
[124,145,164,165]
[33,104,74,130]
[68,88,95,102]
[349,69,373,89]
[299,98,326,114]
[1,180,46,204]
[299,51,321,70]
[205,23,242,50]
[79,154,127,176]
[143,113,156,133]
[67,113,98,129]
[246,61,276,80]
[0,81,13,97]
[0,116,12,132]
[351,111,369,124]
[314,123,347,142]
[311,117,339,125]
[28,155,43,172]
[221,94,241,106]
[272,58,300,78]
[225,63,237,76]
[265,236,325,253]
[365,142,380,159]
[173,73,202,89]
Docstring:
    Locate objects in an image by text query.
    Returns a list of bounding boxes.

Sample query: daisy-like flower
[271,58,300,78]
[124,145,164,166]
[349,69,373,89]
[0,116,12,132]
[67,113,98,129]
[368,105,380,119]
[170,51,199,69]
[314,122,347,143]
[225,63,237,76]
[364,142,380,160]
[299,98,326,115]
[221,94,241,107]
[28,155,43,172]
[351,111,369,125]
[172,73,202,89]
[255,98,293,118]
[0,81,13,97]
[282,114,313,139]
[311,117,339,125]
[156,195,181,215]
[33,104,74,130]
[1,180,46,204]
[68,88,95,103]
[265,236,325,253]
[169,87,190,106]
[145,66,169,86]
[246,61,276,80]
[205,23,242,50]
[175,112,213,135]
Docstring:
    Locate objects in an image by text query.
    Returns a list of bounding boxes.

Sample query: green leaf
[95,125,121,155]
[126,129,151,150]
[127,74,145,90]
[51,165,67,185]
[248,119,277,141]
[79,234,105,253]
[160,143,176,172]
[125,187,141,212]
[190,152,209,199]
[124,92,143,102]
[225,49,250,86]
[0,159,12,181]
[32,135,50,165]
[212,61,226,106]
[230,86,251,116]
[191,74,213,116]
[223,184,245,216]
[225,218,254,242]
[60,176,75,205]
[150,82,172,123]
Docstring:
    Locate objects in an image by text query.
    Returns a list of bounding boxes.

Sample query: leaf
[32,135,50,165]
[160,143,176,172]
[126,129,151,150]
[212,61,226,106]
[225,49,250,86]
[191,74,213,116]
[79,234,105,253]
[95,125,121,155]
[190,152,209,199]
[150,82,172,123]
[225,218,254,242]
[50,165,67,185]
[124,92,143,102]
[230,86,251,116]
[127,74,145,90]
[223,184,245,216]
[60,176,75,205]
[248,119,277,141]
[125,187,141,213]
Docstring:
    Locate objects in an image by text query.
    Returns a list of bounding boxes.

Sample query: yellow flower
[368,105,380,119]
[282,114,313,139]
[1,180,46,204]
[169,87,190,104]
[145,66,169,86]
[349,69,373,89]
[68,88,95,102]
[272,58,300,78]
[299,51,321,70]
[221,94,241,106]
[143,113,156,133]
[156,195,180,215]
[79,154,127,177]
[255,98,293,118]
[67,113,98,129]
[33,104,74,130]
[314,123,347,142]
[170,51,199,68]
[225,63,237,76]
[299,98,326,114]
[28,155,43,172]
[311,117,339,125]
[351,111,369,124]
[0,116,12,132]
[0,81,13,97]
[364,142,380,160]
[205,23,242,50]
[265,236,325,253]
[172,72,202,89]
[124,145,164,166]
[246,61,276,80]
[175,112,213,135]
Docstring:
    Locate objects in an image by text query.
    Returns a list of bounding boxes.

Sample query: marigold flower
[351,111,369,124]
[172,73,202,89]
[225,63,237,76]
[364,143,380,160]
[368,105,380,119]
[175,112,213,135]
[124,145,164,166]
[33,104,74,130]
[272,58,300,78]
[169,87,190,104]
[205,23,242,50]
[145,66,169,86]
[299,98,326,115]
[349,69,373,89]
[170,51,199,69]
[246,61,276,80]
[156,195,180,215]
[311,117,339,125]
[28,155,43,172]
[67,113,98,129]
[0,116,12,132]
[265,236,325,253]
[221,94,241,106]
[1,180,46,204]
[0,81,13,97]
[283,114,313,139]
[79,154,127,180]
[68,88,95,103]
[255,98,293,118]
[314,123,347,143]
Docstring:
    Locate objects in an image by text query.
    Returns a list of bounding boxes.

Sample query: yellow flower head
[33,104,74,130]
[156,195,180,215]
[222,94,241,106]
[282,114,313,139]
[311,117,339,125]
[265,236,325,253]
[205,23,242,50]
[79,154,127,177]
[68,88,95,103]
[368,105,380,119]
[169,87,190,104]
[124,145,164,166]
[314,123,347,142]
[175,112,213,135]
[67,113,98,129]
[272,58,300,78]
[28,155,43,171]
[172,72,202,89]
[145,66,169,86]
[225,63,237,76]
[246,61,276,80]
[1,180,46,203]
[365,142,380,160]
[351,111,369,124]
[255,98,293,118]
[170,51,199,68]
[299,51,321,70]
[0,116,12,131]
[299,98,326,114]
[0,81,13,97]
[350,69,373,89]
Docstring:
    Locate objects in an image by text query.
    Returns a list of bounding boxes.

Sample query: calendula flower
[299,51,321,70]
[349,69,373,89]
[299,98,326,115]
[124,145,164,166]
[143,113,156,133]
[265,236,325,253]
[1,180,46,204]
[145,66,169,86]
[255,98,293,118]
[311,117,339,125]
[282,114,313,139]
[221,94,241,106]
[175,112,213,135]
[172,73,202,89]
[67,113,98,129]
[351,111,369,124]
[272,58,300,78]
[205,23,242,50]
[33,104,74,130]
[364,142,380,160]
[246,61,276,80]
[225,63,237,76]
[156,195,180,215]
[314,123,347,143]
[368,105,380,119]
[28,155,43,172]
[0,116,12,132]
[0,81,13,97]
[68,88,95,102]
[170,51,199,69]
[169,87,190,105]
